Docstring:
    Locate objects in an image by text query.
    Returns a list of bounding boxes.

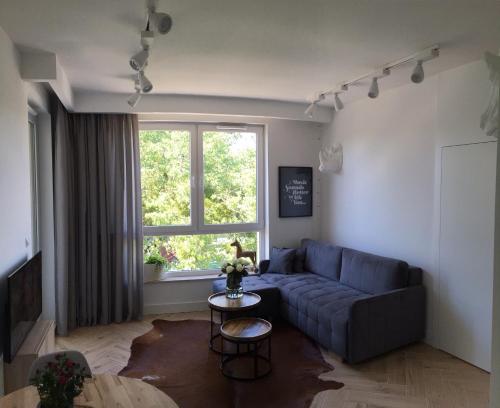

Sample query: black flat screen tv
[4,251,42,363]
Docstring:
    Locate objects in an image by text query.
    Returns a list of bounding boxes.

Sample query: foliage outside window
[139,124,263,274]
[140,130,191,226]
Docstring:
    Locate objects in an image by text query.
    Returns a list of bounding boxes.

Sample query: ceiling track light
[138,71,153,93]
[368,78,379,99]
[411,60,424,83]
[128,0,174,107]
[130,49,149,71]
[368,68,390,99]
[128,79,142,108]
[306,45,440,115]
[334,93,344,110]
[305,102,316,118]
[147,0,173,35]
[304,93,326,117]
[128,91,142,108]
[148,10,173,34]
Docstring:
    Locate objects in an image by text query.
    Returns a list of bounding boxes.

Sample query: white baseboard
[144,300,208,315]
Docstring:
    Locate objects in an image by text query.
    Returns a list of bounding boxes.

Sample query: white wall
[491,139,500,407]
[266,119,322,252]
[320,59,495,348]
[0,26,34,395]
[144,117,322,313]
[144,278,215,315]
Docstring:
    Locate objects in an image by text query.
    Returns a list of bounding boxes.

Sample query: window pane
[203,131,257,225]
[140,130,191,226]
[144,232,258,271]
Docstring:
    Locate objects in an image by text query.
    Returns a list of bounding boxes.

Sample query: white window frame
[140,122,265,275]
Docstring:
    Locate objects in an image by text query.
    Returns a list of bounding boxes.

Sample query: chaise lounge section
[213,239,426,364]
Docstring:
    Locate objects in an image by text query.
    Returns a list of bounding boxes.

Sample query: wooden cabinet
[4,320,55,393]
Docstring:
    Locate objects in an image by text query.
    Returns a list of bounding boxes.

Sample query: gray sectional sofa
[213,239,426,364]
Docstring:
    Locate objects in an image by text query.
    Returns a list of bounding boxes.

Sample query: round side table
[207,291,261,354]
[0,374,179,408]
[220,317,272,380]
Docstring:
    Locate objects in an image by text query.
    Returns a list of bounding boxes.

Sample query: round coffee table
[220,317,272,380]
[0,374,179,407]
[208,291,261,354]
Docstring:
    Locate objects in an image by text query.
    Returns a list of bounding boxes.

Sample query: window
[140,123,264,276]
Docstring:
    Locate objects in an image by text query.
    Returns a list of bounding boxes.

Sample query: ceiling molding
[73,92,333,123]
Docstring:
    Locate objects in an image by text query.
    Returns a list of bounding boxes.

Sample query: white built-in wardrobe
[438,141,497,371]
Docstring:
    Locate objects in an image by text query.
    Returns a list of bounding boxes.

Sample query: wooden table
[208,291,261,354]
[0,374,179,408]
[220,317,272,380]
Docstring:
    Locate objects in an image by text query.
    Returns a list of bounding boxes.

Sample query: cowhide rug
[120,319,343,408]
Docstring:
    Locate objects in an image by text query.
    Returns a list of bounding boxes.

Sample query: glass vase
[226,273,243,299]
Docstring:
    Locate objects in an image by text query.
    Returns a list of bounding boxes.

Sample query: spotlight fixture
[138,71,153,93]
[334,93,344,111]
[149,10,173,34]
[130,49,149,71]
[128,0,174,105]
[304,93,326,118]
[411,60,424,83]
[305,102,316,118]
[305,45,439,111]
[128,91,141,108]
[368,78,379,99]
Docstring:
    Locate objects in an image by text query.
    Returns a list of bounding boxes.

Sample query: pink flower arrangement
[30,353,90,408]
[160,245,178,263]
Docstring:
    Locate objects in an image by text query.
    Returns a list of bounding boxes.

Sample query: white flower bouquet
[220,257,251,276]
[220,258,251,298]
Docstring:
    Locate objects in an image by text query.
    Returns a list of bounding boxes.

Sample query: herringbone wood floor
[56,311,490,408]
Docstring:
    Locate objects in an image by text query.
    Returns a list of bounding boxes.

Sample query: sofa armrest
[347,285,426,363]
[258,260,270,274]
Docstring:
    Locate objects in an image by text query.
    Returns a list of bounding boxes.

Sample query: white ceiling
[1,0,499,104]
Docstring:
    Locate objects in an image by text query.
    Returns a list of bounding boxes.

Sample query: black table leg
[268,336,271,361]
[212,309,237,354]
[253,341,258,378]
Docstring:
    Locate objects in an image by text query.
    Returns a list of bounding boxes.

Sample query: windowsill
[144,273,221,283]
[144,271,259,284]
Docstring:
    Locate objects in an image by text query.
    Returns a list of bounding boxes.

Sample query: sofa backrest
[301,239,342,281]
[340,248,409,294]
[408,266,423,286]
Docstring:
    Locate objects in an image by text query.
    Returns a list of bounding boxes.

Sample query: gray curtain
[52,99,143,336]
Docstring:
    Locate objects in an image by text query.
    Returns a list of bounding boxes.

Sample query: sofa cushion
[293,247,306,273]
[268,247,297,274]
[340,248,409,294]
[260,272,369,354]
[408,266,423,286]
[300,239,342,281]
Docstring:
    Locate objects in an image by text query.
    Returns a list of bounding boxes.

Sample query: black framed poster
[279,166,313,217]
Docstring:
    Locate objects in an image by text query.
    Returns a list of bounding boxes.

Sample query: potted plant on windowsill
[144,254,167,282]
[144,244,178,282]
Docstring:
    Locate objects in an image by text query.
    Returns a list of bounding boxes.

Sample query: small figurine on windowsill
[230,240,256,267]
